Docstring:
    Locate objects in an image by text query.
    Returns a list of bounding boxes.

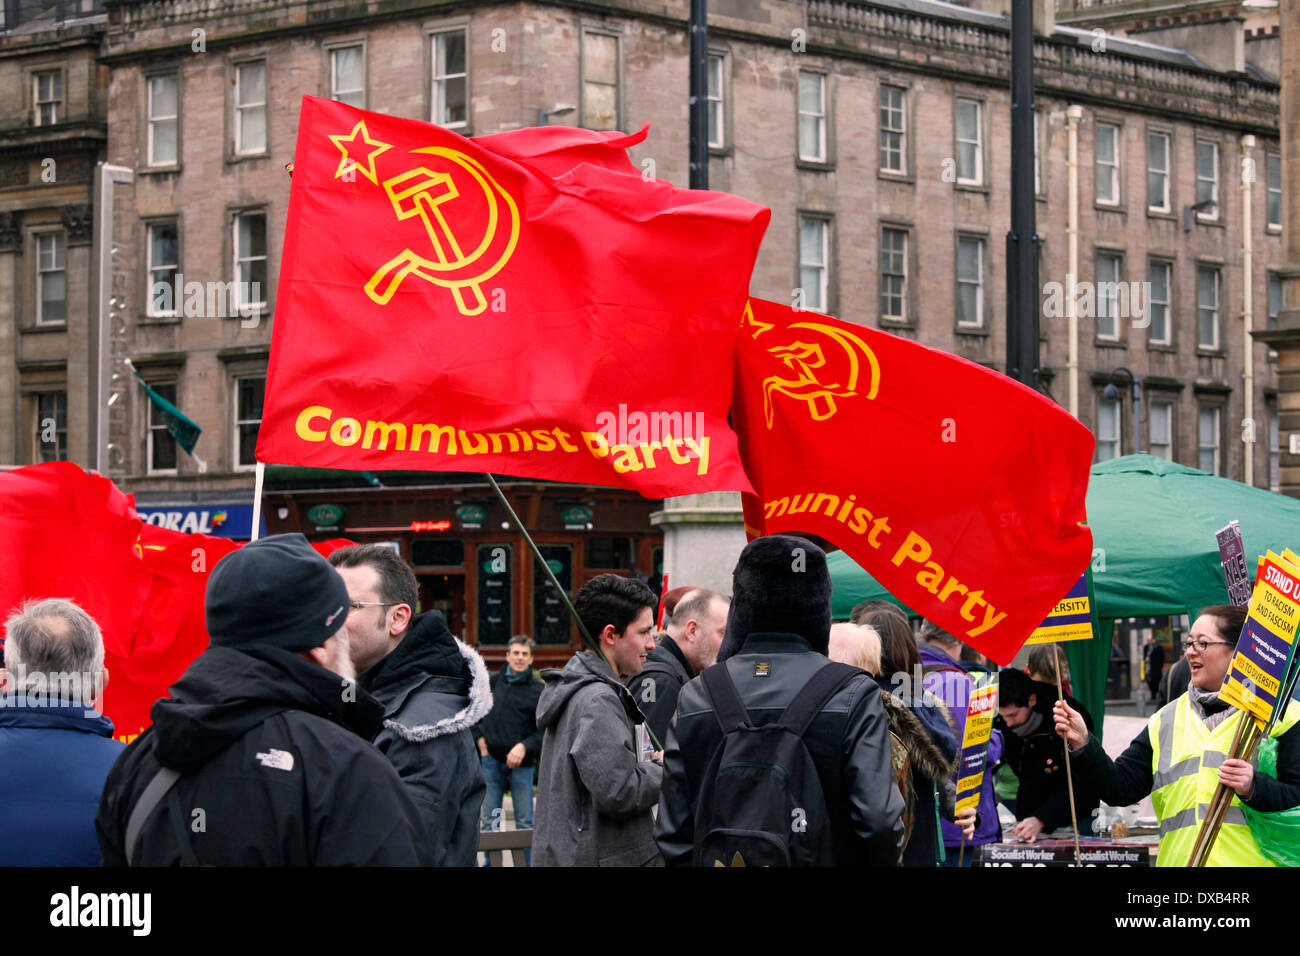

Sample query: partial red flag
[116,530,241,740]
[0,463,152,656]
[732,298,1094,665]
[256,97,769,497]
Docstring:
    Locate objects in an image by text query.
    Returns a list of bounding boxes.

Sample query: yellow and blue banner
[1219,549,1300,726]
[1025,570,1097,645]
[955,680,999,813]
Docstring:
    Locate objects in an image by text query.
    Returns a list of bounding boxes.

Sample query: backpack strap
[778,662,863,738]
[701,662,751,735]
[125,766,181,866]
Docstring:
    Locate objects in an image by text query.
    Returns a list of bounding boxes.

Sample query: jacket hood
[537,651,641,730]
[882,691,956,785]
[150,645,384,772]
[361,611,492,743]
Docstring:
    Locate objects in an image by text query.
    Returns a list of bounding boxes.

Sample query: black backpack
[693,660,860,867]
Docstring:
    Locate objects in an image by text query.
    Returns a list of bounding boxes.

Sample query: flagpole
[250,461,265,542]
[1054,644,1082,866]
[484,472,662,752]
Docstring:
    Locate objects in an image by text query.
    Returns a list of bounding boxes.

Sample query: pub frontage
[263,468,663,667]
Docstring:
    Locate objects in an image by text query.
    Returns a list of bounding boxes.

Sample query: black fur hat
[716,534,833,662]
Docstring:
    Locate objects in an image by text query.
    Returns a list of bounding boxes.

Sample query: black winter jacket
[361,611,492,866]
[655,632,905,866]
[626,636,693,748]
[472,665,544,766]
[96,645,429,866]
[997,688,1100,832]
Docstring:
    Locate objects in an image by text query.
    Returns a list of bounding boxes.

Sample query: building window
[1198,405,1221,475]
[432,30,468,129]
[33,70,61,126]
[1096,122,1120,206]
[36,232,66,326]
[956,235,985,329]
[330,45,365,108]
[147,221,179,318]
[36,391,67,462]
[799,215,829,313]
[955,98,982,185]
[798,71,826,162]
[1097,396,1121,461]
[1147,131,1170,213]
[1197,266,1220,350]
[234,61,267,155]
[1096,252,1122,340]
[1267,153,1282,231]
[581,31,619,131]
[233,211,268,313]
[1148,260,1171,345]
[1149,400,1173,461]
[706,53,725,149]
[880,86,906,173]
[1268,272,1282,330]
[234,375,265,470]
[1195,141,1219,220]
[147,381,180,474]
[880,227,907,321]
[147,75,179,166]
[1270,405,1280,492]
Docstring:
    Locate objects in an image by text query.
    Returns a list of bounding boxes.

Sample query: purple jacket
[918,644,1003,847]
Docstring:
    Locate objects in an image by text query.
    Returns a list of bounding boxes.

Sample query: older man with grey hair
[0,598,124,865]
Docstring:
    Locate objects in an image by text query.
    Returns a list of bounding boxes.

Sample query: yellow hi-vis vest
[1149,694,1300,867]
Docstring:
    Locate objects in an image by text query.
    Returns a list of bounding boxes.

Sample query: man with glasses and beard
[330,544,491,866]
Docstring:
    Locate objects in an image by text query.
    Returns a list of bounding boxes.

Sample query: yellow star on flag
[327,120,393,186]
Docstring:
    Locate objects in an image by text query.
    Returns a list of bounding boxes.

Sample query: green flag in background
[131,366,201,455]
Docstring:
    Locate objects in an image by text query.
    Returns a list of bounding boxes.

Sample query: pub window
[476,543,513,645]
[586,537,633,570]
[411,538,465,567]
[533,544,573,644]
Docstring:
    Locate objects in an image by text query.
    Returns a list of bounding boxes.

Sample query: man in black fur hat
[654,534,904,866]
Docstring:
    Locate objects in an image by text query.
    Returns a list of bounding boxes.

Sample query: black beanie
[205,533,351,653]
[716,534,833,662]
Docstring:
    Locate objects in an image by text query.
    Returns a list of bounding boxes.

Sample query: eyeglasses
[1182,639,1234,653]
[348,601,393,615]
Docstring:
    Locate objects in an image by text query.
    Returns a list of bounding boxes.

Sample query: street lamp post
[1104,366,1142,454]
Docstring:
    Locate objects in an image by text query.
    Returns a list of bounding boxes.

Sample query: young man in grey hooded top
[533,573,663,867]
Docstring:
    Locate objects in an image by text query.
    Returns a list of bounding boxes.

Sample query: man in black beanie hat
[655,534,904,866]
[95,534,430,865]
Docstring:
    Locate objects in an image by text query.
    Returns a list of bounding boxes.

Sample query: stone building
[1,0,1288,647]
[0,0,106,468]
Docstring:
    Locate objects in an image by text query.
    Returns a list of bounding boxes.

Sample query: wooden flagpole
[1054,644,1082,866]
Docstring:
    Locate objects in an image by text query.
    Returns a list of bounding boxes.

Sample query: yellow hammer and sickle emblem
[363,148,520,315]
[327,122,520,317]
[742,301,880,429]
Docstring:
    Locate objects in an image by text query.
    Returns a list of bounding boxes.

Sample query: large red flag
[732,298,1094,665]
[256,97,769,497]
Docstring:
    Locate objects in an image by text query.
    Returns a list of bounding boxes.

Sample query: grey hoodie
[533,651,664,867]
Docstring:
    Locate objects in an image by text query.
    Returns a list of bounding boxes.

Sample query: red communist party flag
[256,96,769,497]
[732,298,1094,665]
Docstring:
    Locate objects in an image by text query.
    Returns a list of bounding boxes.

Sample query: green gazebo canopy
[828,454,1300,721]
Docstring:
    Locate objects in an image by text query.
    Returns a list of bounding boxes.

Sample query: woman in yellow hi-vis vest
[1053,605,1300,867]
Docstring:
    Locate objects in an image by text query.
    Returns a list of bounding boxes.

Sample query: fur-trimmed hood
[359,611,493,742]
[882,691,957,785]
